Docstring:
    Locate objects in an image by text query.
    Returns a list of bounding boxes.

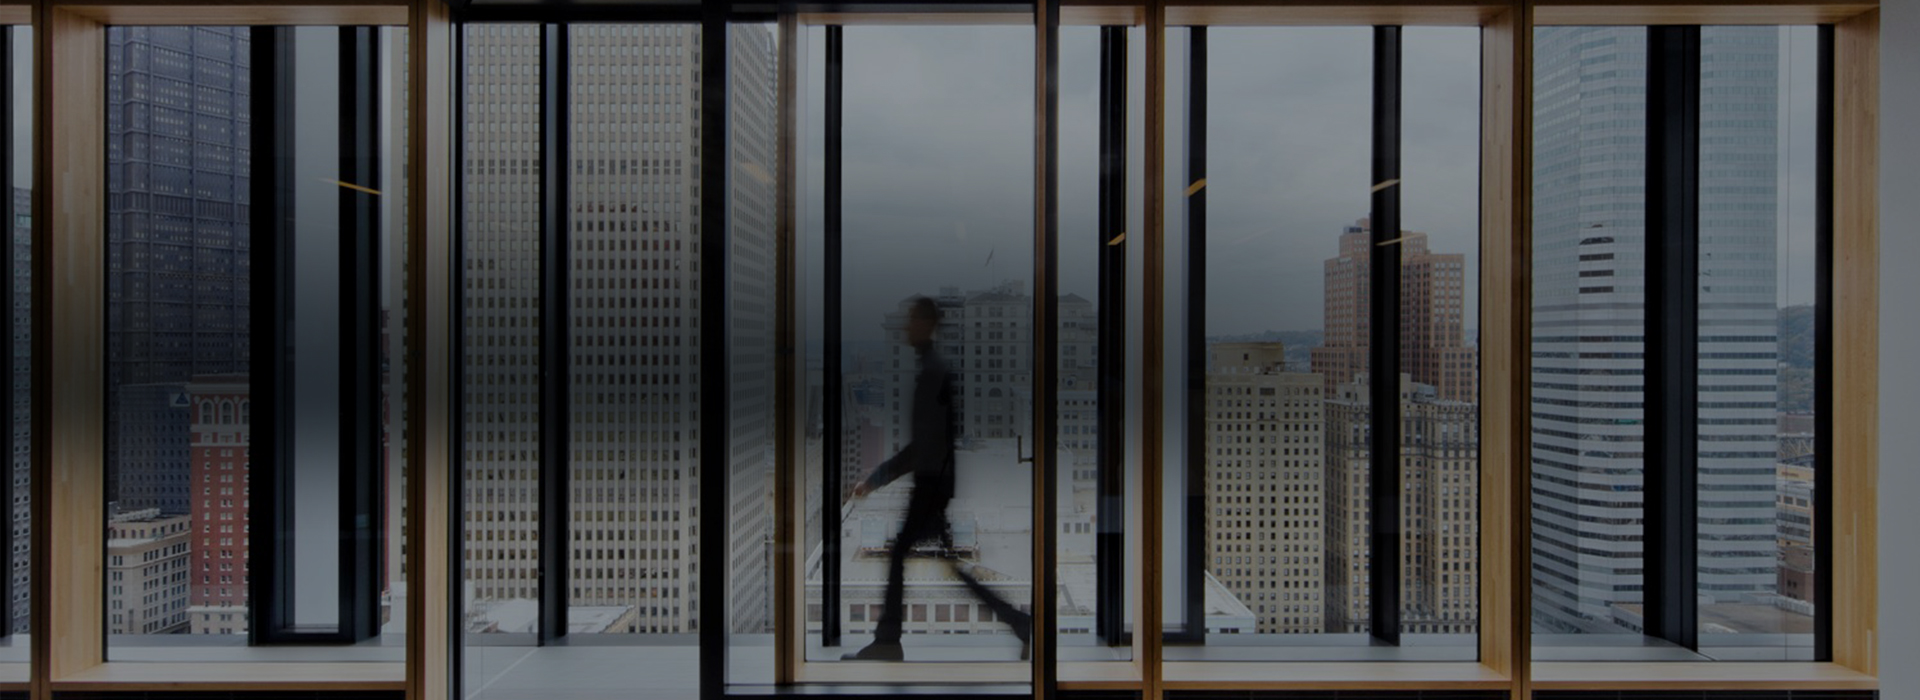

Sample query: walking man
[843,296,1033,661]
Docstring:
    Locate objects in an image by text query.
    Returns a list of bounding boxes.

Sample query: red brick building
[1311,219,1478,403]
[185,374,250,635]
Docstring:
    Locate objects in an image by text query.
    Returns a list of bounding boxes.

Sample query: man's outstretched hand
[852,479,874,498]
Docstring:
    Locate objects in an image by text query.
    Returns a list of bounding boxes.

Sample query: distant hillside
[1206,330,1324,371]
[1779,304,1815,370]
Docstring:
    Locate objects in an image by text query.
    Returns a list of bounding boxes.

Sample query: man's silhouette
[843,296,1033,661]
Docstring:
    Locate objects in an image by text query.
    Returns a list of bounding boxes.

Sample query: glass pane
[2,23,32,673]
[1397,26,1480,646]
[1695,25,1818,661]
[803,23,1035,672]
[105,26,255,645]
[459,24,542,694]
[565,22,701,643]
[104,23,405,660]
[727,18,780,686]
[1530,25,1654,655]
[286,25,344,628]
[1056,23,1141,664]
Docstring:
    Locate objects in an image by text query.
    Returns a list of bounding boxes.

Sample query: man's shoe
[1020,638,1031,661]
[842,642,905,661]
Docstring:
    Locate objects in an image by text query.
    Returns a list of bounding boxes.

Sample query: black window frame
[246,24,389,645]
[1534,23,1836,658]
[0,24,17,643]
[1170,24,1421,647]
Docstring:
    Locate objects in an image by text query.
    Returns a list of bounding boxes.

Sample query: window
[1529,24,1826,662]
[101,23,406,657]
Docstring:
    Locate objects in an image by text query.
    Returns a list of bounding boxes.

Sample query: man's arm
[856,441,919,496]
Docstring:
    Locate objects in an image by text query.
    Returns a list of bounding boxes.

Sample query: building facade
[107,509,192,635]
[459,24,780,635]
[1310,222,1477,403]
[1530,26,1785,634]
[1204,342,1326,634]
[1323,373,1479,635]
[185,374,250,635]
[105,26,253,515]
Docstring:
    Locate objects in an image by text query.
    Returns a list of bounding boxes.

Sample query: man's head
[907,296,942,348]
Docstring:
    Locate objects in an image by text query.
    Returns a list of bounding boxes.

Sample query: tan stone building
[1324,373,1478,635]
[1204,342,1326,634]
[107,508,192,635]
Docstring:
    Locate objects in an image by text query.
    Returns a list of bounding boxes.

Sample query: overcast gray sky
[797,24,1819,347]
[4,23,1818,342]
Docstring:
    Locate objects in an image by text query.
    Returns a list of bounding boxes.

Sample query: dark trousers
[871,490,1032,645]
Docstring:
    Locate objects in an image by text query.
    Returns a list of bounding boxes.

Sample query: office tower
[1530,27,1782,633]
[104,26,253,514]
[11,186,27,635]
[106,509,192,635]
[460,24,779,635]
[1204,342,1325,634]
[1323,373,1478,635]
[1311,221,1476,403]
[185,374,250,635]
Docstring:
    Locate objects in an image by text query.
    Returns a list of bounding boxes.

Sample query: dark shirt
[863,343,957,505]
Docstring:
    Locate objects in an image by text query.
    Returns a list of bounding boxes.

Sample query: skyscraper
[104,26,253,514]
[11,185,28,635]
[1322,373,1478,635]
[460,24,780,635]
[1530,26,1783,634]
[184,374,250,635]
[1204,342,1325,634]
[1311,221,1476,403]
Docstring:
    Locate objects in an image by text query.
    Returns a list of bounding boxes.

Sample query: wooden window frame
[14,2,1877,700]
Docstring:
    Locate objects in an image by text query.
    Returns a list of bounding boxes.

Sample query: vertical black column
[698,3,733,699]
[1036,0,1061,693]
[821,23,844,650]
[0,26,14,637]
[449,21,471,697]
[337,25,385,642]
[1094,24,1127,648]
[1181,26,1207,643]
[1813,23,1835,663]
[1367,24,1403,647]
[247,25,295,645]
[537,21,571,646]
[1643,24,1701,651]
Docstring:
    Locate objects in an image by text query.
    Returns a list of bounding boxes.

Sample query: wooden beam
[49,3,407,25]
[1478,4,1529,700]
[1831,5,1877,680]
[1165,2,1499,25]
[1161,662,1510,689]
[774,6,801,689]
[1139,2,1165,700]
[0,7,29,24]
[797,11,1031,25]
[36,4,105,684]
[1534,0,1873,25]
[405,3,456,700]
[1533,662,1877,690]
[48,663,406,691]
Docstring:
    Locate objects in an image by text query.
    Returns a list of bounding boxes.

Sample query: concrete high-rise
[459,24,779,635]
[1530,26,1784,634]
[1311,222,1476,403]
